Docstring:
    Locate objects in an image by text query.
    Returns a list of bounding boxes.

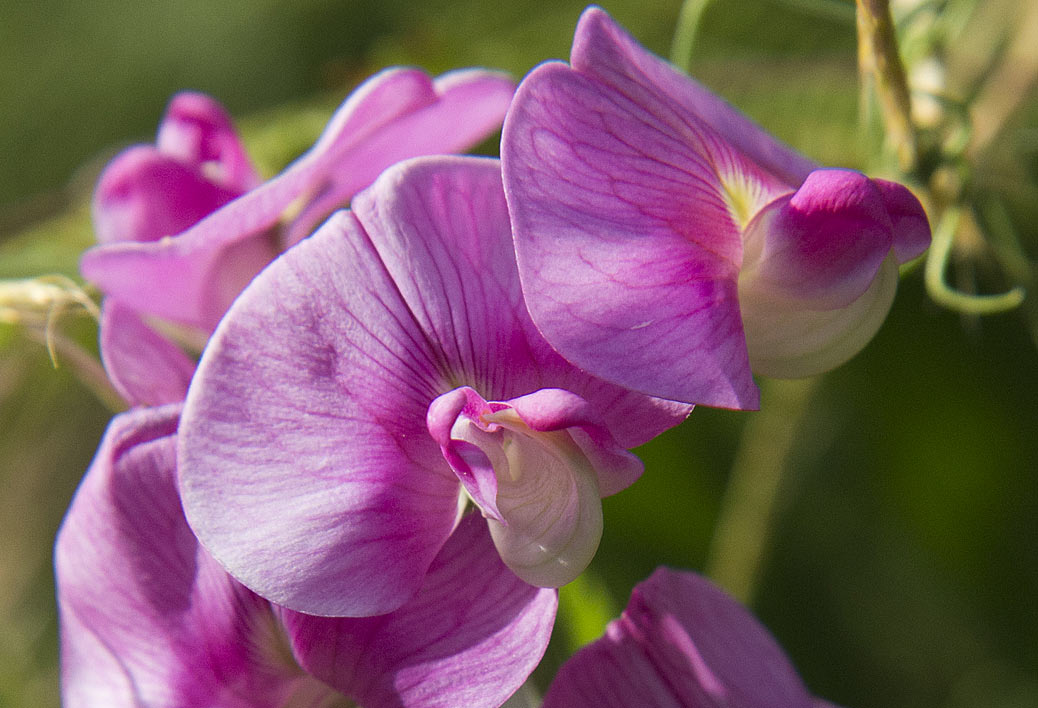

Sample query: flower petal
[279,67,517,249]
[570,7,816,186]
[502,28,778,408]
[285,513,558,708]
[739,169,894,310]
[179,210,462,618]
[99,300,195,406]
[483,417,604,587]
[427,387,505,521]
[56,407,314,708]
[82,67,516,332]
[742,253,900,378]
[91,146,242,245]
[506,387,642,497]
[872,178,931,263]
[542,569,815,708]
[505,6,926,403]
[428,386,644,519]
[81,213,279,332]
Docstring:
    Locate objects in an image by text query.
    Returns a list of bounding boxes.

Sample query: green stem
[925,206,1026,316]
[670,0,712,73]
[855,0,918,172]
[704,377,818,605]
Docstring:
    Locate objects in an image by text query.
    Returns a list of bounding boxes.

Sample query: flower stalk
[670,0,711,73]
[856,0,917,172]
[705,377,818,605]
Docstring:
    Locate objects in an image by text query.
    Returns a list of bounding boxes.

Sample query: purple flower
[502,7,931,410]
[82,68,516,334]
[541,568,838,708]
[56,405,557,708]
[177,156,691,617]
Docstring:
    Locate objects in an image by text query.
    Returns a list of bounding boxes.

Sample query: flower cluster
[57,6,928,707]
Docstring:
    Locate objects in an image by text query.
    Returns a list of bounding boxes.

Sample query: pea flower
[541,568,839,708]
[82,68,516,334]
[56,405,557,708]
[502,6,931,410]
[178,156,691,617]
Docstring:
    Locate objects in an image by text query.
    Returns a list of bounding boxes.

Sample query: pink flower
[177,156,690,617]
[502,7,930,410]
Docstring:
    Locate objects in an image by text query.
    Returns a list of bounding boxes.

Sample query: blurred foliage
[1,0,1036,707]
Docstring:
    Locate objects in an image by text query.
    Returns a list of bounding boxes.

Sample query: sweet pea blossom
[82,68,516,334]
[540,568,839,708]
[56,405,556,708]
[178,156,691,617]
[502,7,931,410]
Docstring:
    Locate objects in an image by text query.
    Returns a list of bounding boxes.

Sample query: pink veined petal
[284,513,558,708]
[80,215,279,333]
[505,6,929,403]
[179,209,462,618]
[91,146,242,245]
[56,406,311,708]
[503,48,770,409]
[280,67,518,249]
[157,91,261,192]
[872,178,931,262]
[82,67,516,332]
[99,300,195,406]
[739,169,894,310]
[570,7,816,186]
[506,8,813,409]
[542,569,816,708]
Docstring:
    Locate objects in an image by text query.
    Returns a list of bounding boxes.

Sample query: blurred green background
[1,0,1035,706]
